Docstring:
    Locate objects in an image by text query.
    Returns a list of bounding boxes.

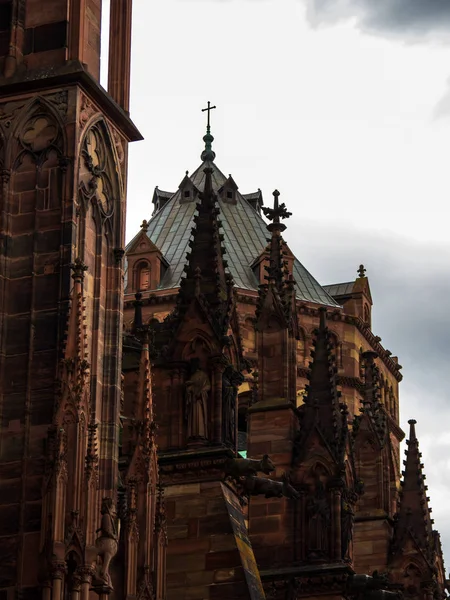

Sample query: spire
[58,259,90,416]
[352,350,387,448]
[305,308,341,409]
[262,190,292,291]
[254,192,298,404]
[296,307,347,462]
[392,419,434,563]
[361,352,386,439]
[256,190,294,325]
[177,166,232,333]
[201,101,216,162]
[139,332,156,463]
[65,258,88,363]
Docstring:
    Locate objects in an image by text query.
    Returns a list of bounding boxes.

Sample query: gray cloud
[306,0,450,38]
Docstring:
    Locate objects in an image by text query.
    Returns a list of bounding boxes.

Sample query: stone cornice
[158,446,235,484]
[125,288,402,381]
[124,292,178,310]
[0,60,142,142]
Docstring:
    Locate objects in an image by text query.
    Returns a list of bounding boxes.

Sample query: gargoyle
[224,453,275,480]
[243,473,300,500]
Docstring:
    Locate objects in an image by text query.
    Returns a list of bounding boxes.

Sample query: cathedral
[0,1,447,600]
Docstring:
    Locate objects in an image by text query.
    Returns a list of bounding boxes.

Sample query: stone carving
[224,453,275,479]
[306,481,331,558]
[222,365,244,445]
[111,127,125,165]
[79,124,118,219]
[47,91,68,116]
[0,99,26,128]
[185,358,210,440]
[94,498,118,588]
[79,94,97,130]
[341,489,356,560]
[243,473,300,500]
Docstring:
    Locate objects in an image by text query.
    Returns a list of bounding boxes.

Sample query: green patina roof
[126,160,340,308]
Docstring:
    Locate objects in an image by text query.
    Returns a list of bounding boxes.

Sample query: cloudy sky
[102,0,450,560]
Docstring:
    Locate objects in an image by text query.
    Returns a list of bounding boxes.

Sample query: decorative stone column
[51,563,67,600]
[78,567,94,600]
[422,581,435,600]
[332,487,342,561]
[41,581,51,600]
[71,573,81,600]
[210,356,227,444]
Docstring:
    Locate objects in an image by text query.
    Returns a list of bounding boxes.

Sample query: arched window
[328,332,342,369]
[244,318,256,354]
[389,388,396,420]
[297,328,307,365]
[379,374,385,405]
[364,304,371,327]
[136,262,150,291]
[384,382,389,411]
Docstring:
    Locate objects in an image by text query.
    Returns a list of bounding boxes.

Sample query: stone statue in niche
[94,497,118,589]
[222,365,244,445]
[341,489,356,560]
[185,358,210,440]
[307,480,331,558]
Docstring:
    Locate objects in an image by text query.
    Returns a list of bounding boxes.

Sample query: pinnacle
[296,307,347,462]
[355,350,387,445]
[393,419,434,557]
[260,190,292,300]
[175,166,231,332]
[305,308,340,408]
[408,418,417,441]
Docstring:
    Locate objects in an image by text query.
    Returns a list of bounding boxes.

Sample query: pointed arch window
[364,304,371,327]
[136,261,150,291]
[244,317,256,354]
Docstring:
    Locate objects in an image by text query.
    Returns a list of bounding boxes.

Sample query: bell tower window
[137,263,150,291]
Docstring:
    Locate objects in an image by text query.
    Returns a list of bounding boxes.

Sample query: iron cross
[202,101,216,128]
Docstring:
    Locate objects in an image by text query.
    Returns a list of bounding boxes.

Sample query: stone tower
[0,1,141,597]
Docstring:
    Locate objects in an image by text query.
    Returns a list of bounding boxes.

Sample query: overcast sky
[102,0,450,561]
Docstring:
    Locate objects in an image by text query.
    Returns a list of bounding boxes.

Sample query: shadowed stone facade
[0,1,447,600]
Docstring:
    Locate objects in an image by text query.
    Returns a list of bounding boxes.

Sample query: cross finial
[358,264,366,278]
[202,101,216,130]
[201,102,217,162]
[262,190,291,230]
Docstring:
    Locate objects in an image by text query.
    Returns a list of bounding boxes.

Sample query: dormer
[323,265,373,327]
[178,172,199,204]
[125,224,169,294]
[152,187,173,215]
[251,240,295,285]
[243,189,264,214]
[218,175,238,205]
